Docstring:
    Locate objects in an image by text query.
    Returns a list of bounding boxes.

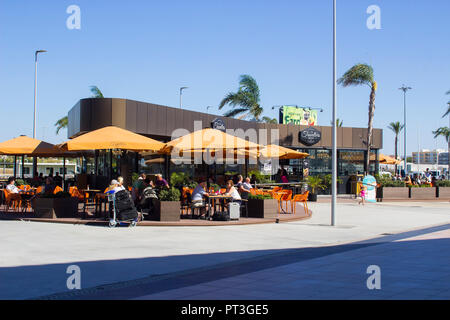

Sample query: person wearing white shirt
[6,177,21,194]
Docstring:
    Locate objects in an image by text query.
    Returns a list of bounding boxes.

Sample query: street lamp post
[331,0,337,226]
[399,85,412,177]
[33,50,47,139]
[33,50,47,177]
[179,87,188,109]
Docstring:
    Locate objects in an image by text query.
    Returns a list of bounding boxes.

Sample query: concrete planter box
[381,187,409,200]
[32,197,79,219]
[247,199,278,219]
[148,200,180,221]
[437,187,450,199]
[410,187,436,200]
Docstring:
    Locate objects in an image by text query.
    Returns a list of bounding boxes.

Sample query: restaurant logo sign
[211,118,226,131]
[299,127,321,146]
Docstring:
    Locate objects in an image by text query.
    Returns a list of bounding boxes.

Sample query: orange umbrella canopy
[258,145,309,160]
[379,154,401,165]
[60,126,165,152]
[162,128,261,155]
[0,135,69,157]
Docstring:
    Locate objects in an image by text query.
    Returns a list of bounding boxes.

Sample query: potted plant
[436,180,450,199]
[247,194,277,219]
[149,187,181,221]
[32,191,79,219]
[306,176,326,202]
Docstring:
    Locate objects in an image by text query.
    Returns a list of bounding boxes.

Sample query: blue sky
[0,0,449,156]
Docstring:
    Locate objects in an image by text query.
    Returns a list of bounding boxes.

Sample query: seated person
[155,174,170,189]
[235,175,251,199]
[54,172,63,187]
[223,180,241,205]
[191,179,209,215]
[107,180,125,194]
[138,178,159,218]
[6,177,22,194]
[43,177,56,195]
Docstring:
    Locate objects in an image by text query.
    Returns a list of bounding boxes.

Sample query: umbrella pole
[13,155,17,177]
[109,149,113,181]
[244,157,248,178]
[21,155,25,179]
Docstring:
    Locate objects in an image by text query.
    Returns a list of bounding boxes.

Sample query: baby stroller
[107,190,139,228]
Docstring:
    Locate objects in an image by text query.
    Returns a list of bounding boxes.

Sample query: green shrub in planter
[436,180,450,187]
[248,194,273,200]
[158,187,181,201]
[248,170,272,183]
[410,184,431,188]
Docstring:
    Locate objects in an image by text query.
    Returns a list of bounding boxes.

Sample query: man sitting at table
[6,177,22,194]
[191,179,209,215]
[155,174,170,189]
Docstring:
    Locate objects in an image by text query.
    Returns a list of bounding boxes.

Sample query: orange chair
[53,186,64,194]
[291,191,310,215]
[272,192,285,214]
[3,189,21,212]
[280,190,293,213]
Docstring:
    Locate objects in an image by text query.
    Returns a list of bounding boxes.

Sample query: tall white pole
[331,0,337,226]
[33,54,38,139]
[400,85,411,177]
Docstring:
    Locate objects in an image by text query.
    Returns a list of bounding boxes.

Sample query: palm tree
[443,90,450,118]
[338,64,377,174]
[262,116,278,124]
[432,127,450,175]
[330,118,343,127]
[219,75,263,121]
[387,121,404,174]
[55,86,104,134]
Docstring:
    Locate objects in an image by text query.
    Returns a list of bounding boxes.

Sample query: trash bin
[349,174,364,195]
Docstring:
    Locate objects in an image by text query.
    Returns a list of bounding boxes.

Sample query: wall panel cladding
[125,100,137,132]
[91,98,112,130]
[111,99,126,128]
[68,99,384,150]
[136,102,148,134]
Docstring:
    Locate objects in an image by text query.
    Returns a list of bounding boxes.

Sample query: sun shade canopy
[60,126,165,152]
[258,145,309,160]
[161,128,262,155]
[0,135,77,157]
[378,154,401,165]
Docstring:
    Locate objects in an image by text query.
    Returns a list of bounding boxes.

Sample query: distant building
[412,149,449,165]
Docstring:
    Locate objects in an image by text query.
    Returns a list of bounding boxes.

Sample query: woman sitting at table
[223,180,241,205]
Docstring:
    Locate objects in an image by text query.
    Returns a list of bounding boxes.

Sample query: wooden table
[205,195,233,220]
[80,189,102,213]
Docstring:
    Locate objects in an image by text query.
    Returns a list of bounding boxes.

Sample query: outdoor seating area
[0,126,312,226]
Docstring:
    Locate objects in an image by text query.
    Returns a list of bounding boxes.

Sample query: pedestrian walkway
[41,223,450,300]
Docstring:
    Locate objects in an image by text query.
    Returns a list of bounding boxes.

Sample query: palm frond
[387,121,404,135]
[432,127,450,142]
[224,108,249,118]
[262,116,278,124]
[337,64,374,87]
[54,116,68,135]
[90,85,104,98]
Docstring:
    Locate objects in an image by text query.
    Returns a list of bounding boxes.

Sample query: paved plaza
[0,200,449,299]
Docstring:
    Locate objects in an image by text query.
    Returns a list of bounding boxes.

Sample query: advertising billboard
[281,106,318,126]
